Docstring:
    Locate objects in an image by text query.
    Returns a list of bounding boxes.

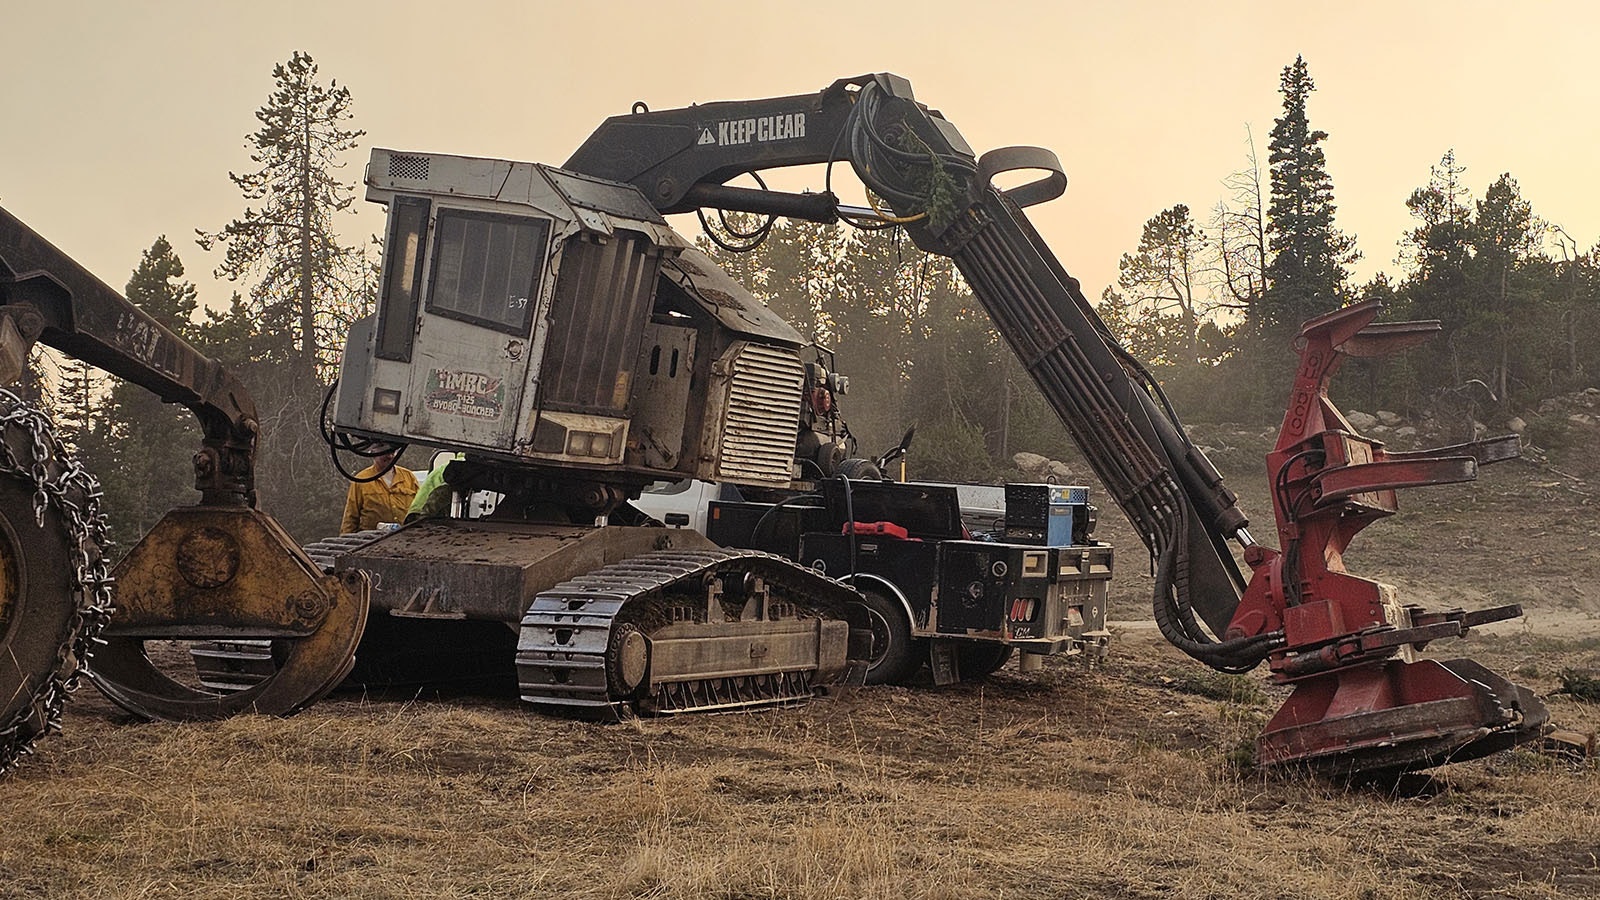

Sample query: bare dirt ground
[3,416,1597,899]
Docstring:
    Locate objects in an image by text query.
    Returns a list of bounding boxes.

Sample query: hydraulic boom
[564,73,1548,773]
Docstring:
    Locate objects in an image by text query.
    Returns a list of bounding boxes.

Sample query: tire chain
[0,390,114,776]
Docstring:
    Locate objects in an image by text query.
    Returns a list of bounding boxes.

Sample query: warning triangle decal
[697,127,717,146]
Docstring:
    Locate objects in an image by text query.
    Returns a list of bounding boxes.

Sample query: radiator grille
[388,154,430,181]
[718,344,803,484]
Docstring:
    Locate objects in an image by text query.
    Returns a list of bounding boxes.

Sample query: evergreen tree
[87,238,206,547]
[1397,151,1478,392]
[825,227,922,454]
[48,354,103,452]
[190,293,347,541]
[1117,204,1208,367]
[1468,173,1542,406]
[758,219,847,344]
[1257,56,1356,334]
[1401,150,1473,284]
[197,51,366,375]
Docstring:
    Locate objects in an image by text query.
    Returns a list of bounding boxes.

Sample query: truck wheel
[852,586,921,685]
[957,643,1014,680]
[836,458,882,481]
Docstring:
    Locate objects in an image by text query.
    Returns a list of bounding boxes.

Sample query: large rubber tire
[956,643,1014,681]
[852,586,923,686]
[0,401,108,775]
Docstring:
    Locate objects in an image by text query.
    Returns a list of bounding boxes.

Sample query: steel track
[516,548,859,717]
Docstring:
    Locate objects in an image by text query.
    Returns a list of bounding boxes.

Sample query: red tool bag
[842,521,910,540]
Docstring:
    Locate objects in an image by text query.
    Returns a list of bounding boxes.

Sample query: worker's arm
[340,483,363,534]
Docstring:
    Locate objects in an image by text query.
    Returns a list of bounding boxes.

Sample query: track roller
[517,549,858,717]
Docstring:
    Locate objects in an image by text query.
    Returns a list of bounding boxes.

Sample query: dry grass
[5,622,1599,899]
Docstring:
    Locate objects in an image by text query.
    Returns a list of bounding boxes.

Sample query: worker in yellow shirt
[340,447,420,533]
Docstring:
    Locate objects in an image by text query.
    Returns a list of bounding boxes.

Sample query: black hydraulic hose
[697,171,777,252]
[966,236,1223,655]
[839,474,858,580]
[318,379,408,483]
[953,214,1254,640]
[748,492,823,550]
[845,88,1263,668]
[955,223,1241,659]
[962,227,1179,529]
[845,83,978,213]
[1153,534,1282,672]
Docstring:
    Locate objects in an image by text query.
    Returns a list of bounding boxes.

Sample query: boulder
[1376,410,1402,427]
[1012,452,1074,483]
[1345,410,1379,431]
[1013,451,1050,473]
[1507,416,1527,434]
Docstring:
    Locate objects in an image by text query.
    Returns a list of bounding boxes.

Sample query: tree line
[1102,57,1598,435]
[28,52,1600,552]
[41,52,366,547]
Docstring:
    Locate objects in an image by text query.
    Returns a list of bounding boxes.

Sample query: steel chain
[0,390,114,776]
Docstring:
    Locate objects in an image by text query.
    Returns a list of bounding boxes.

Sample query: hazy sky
[4,1,1596,318]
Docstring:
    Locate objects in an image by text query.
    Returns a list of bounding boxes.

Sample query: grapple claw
[88,506,368,719]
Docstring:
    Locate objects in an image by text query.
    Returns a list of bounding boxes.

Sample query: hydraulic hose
[843,81,1267,669]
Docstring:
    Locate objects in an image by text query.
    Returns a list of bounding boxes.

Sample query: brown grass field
[2,421,1597,899]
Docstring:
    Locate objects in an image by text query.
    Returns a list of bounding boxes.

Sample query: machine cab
[335,149,821,492]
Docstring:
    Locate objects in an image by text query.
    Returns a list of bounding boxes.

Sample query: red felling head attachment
[1229,299,1547,775]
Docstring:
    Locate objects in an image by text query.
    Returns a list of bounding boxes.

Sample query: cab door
[403,206,553,451]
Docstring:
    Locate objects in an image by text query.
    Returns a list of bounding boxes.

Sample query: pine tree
[1468,173,1542,405]
[1117,204,1208,366]
[1402,150,1473,284]
[197,51,366,375]
[1258,56,1356,335]
[89,238,206,546]
[48,355,103,452]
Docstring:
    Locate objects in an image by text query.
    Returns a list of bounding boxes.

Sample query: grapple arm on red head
[1223,299,1546,773]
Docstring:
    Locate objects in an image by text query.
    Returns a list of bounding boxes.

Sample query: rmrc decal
[424,368,505,421]
[698,112,807,147]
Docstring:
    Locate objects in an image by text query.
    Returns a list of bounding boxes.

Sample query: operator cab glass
[375,195,429,362]
[426,209,551,335]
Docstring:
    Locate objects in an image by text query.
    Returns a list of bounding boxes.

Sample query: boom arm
[0,206,258,506]
[566,74,1264,670]
[0,204,369,721]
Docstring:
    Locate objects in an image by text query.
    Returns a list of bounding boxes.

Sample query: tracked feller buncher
[0,72,1548,777]
[0,192,864,728]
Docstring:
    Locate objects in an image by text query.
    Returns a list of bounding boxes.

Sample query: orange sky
[4,1,1596,320]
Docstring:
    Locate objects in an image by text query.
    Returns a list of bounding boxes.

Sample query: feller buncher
[0,73,1547,777]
